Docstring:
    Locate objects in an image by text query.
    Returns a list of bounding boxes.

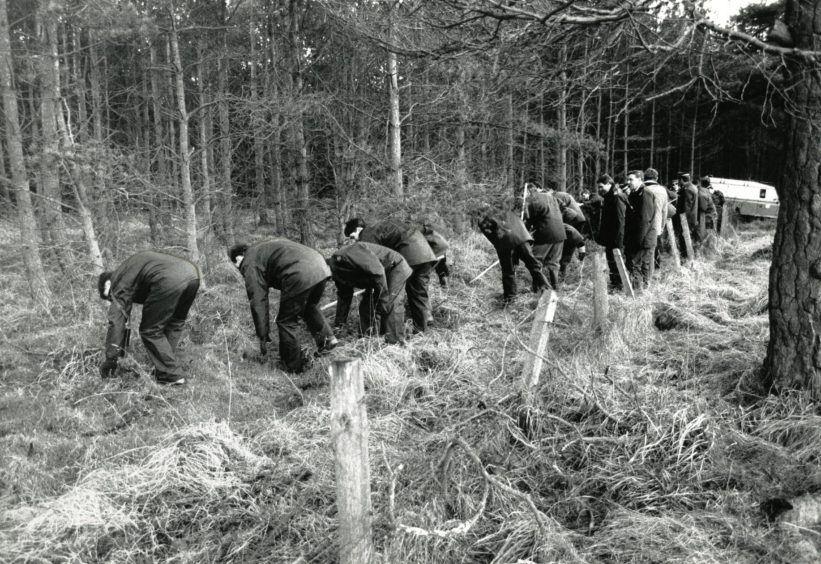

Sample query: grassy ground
[1,216,820,563]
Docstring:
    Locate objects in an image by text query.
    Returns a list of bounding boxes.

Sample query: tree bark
[455,62,468,194]
[289,0,313,245]
[37,7,70,260]
[217,28,235,245]
[196,38,213,237]
[0,0,51,305]
[387,7,403,198]
[267,13,285,230]
[169,14,200,265]
[249,16,270,225]
[762,0,821,397]
[558,44,568,191]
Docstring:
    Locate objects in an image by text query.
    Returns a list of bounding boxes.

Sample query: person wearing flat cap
[97,251,200,385]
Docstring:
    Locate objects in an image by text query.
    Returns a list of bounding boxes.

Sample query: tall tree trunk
[267,14,284,230]
[690,90,699,176]
[142,72,161,244]
[249,17,270,225]
[455,62,468,193]
[289,0,313,245]
[196,39,213,237]
[557,44,568,191]
[387,7,403,198]
[595,87,602,180]
[71,27,87,142]
[622,67,629,176]
[169,14,200,265]
[0,138,7,203]
[217,29,235,245]
[506,92,514,185]
[37,7,70,261]
[0,0,51,305]
[44,10,103,273]
[761,0,821,396]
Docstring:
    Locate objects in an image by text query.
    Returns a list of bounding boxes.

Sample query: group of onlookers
[476,169,725,299]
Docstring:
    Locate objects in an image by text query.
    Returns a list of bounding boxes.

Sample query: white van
[709,177,779,219]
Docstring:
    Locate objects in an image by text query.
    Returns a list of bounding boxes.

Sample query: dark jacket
[596,187,628,250]
[552,191,586,227]
[677,182,698,227]
[105,251,199,360]
[564,224,585,249]
[479,210,533,252]
[360,222,436,267]
[239,239,331,340]
[423,229,449,258]
[525,192,567,245]
[580,193,603,238]
[625,185,657,251]
[330,242,411,322]
[711,189,725,209]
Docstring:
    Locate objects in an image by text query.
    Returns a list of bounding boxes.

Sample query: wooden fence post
[665,219,681,271]
[330,359,373,564]
[680,215,695,263]
[720,205,729,237]
[591,250,609,331]
[521,290,558,404]
[611,249,635,298]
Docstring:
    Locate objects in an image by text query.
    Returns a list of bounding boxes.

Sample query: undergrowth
[1,217,820,563]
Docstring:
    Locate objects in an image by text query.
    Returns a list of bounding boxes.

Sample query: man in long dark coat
[625,170,658,291]
[525,189,567,290]
[676,172,699,254]
[329,242,412,344]
[230,239,337,374]
[697,176,718,241]
[477,206,550,303]
[98,251,200,385]
[594,174,628,291]
[344,219,437,334]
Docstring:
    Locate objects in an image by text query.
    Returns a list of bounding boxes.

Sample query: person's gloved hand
[99,360,117,379]
[578,246,587,262]
[259,338,269,358]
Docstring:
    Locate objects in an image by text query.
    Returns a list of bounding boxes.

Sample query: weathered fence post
[665,219,681,271]
[521,290,558,404]
[591,250,609,331]
[680,215,695,262]
[611,249,635,298]
[330,359,373,564]
[720,205,729,237]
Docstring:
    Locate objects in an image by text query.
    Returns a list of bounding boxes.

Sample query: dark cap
[644,168,659,181]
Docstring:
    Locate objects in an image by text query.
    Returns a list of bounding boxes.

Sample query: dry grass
[2,216,820,563]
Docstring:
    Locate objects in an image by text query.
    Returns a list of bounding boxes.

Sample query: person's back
[525,192,566,245]
[552,190,586,228]
[644,180,668,235]
[241,239,329,299]
[359,221,437,266]
[598,186,627,250]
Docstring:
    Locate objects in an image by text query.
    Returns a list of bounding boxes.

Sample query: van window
[759,188,766,199]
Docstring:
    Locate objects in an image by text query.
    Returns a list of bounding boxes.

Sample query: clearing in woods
[1,218,820,562]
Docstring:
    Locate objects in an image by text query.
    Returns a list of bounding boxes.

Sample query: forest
[3,0,821,562]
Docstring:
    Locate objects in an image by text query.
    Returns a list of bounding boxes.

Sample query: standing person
[329,242,411,345]
[344,219,436,334]
[421,221,450,288]
[643,168,669,271]
[230,239,337,374]
[580,189,604,240]
[698,176,718,239]
[476,205,550,304]
[624,170,658,291]
[595,174,628,291]
[97,251,200,385]
[524,187,567,290]
[676,172,699,252]
[709,180,726,235]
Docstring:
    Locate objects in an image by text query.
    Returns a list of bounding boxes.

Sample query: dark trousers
[498,242,549,299]
[277,279,335,373]
[533,242,564,290]
[715,207,724,235]
[626,245,655,291]
[406,261,433,332]
[605,247,623,290]
[559,243,577,275]
[360,267,410,344]
[139,277,200,377]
